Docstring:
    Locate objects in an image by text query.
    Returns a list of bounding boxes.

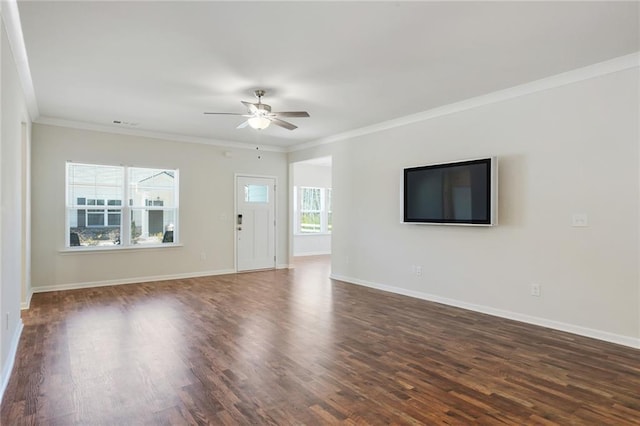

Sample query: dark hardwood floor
[2,255,639,425]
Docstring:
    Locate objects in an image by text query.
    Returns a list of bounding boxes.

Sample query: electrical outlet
[200,252,206,261]
[572,213,588,227]
[416,266,423,277]
[531,283,541,297]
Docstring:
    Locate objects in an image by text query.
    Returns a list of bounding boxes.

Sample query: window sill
[293,232,332,237]
[59,243,183,255]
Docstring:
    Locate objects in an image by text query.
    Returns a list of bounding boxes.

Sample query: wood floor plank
[2,255,639,424]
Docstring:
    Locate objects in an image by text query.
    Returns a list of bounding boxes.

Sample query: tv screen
[403,157,497,225]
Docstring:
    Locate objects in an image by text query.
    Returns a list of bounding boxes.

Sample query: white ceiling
[16,1,640,150]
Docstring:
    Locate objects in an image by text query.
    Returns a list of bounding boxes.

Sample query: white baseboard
[32,269,236,294]
[276,264,292,269]
[0,320,24,404]
[293,251,331,257]
[20,289,33,310]
[330,273,640,350]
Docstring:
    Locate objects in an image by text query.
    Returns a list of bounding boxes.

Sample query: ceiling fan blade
[270,118,297,131]
[204,112,244,115]
[272,111,310,118]
[241,101,258,114]
[236,120,250,129]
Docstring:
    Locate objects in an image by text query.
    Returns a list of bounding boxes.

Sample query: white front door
[236,176,276,271]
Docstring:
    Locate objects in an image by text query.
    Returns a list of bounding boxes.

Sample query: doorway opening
[291,156,332,259]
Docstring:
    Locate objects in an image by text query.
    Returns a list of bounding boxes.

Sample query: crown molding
[290,52,640,153]
[5,0,637,156]
[34,117,288,153]
[1,0,39,120]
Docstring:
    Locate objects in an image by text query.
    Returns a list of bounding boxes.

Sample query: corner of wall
[20,289,32,310]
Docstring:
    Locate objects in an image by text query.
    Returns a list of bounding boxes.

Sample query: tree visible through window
[66,163,179,248]
[297,187,331,234]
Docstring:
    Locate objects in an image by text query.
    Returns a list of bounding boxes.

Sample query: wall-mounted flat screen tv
[403,157,497,226]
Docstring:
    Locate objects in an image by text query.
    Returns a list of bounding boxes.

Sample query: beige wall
[31,124,289,290]
[291,67,640,346]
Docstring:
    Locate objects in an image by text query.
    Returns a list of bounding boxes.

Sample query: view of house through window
[296,186,331,233]
[67,163,179,247]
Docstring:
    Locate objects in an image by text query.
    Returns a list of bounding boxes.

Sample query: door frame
[234,173,278,272]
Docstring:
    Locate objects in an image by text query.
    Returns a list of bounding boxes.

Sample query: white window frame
[295,186,332,235]
[65,162,179,249]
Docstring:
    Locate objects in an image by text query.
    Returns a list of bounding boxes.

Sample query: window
[295,186,332,234]
[66,163,179,248]
[244,184,269,203]
[326,188,332,232]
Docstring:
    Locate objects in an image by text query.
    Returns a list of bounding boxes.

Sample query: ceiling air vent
[112,120,139,127]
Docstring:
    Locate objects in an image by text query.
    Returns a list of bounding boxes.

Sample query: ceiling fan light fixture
[204,89,308,131]
[248,115,271,130]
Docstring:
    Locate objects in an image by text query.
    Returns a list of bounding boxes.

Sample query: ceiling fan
[204,90,310,130]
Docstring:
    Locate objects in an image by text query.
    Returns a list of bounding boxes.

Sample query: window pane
[131,209,177,245]
[67,164,123,207]
[244,184,269,203]
[297,187,331,234]
[299,188,322,233]
[68,209,121,246]
[300,212,321,233]
[301,187,321,211]
[129,168,177,208]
